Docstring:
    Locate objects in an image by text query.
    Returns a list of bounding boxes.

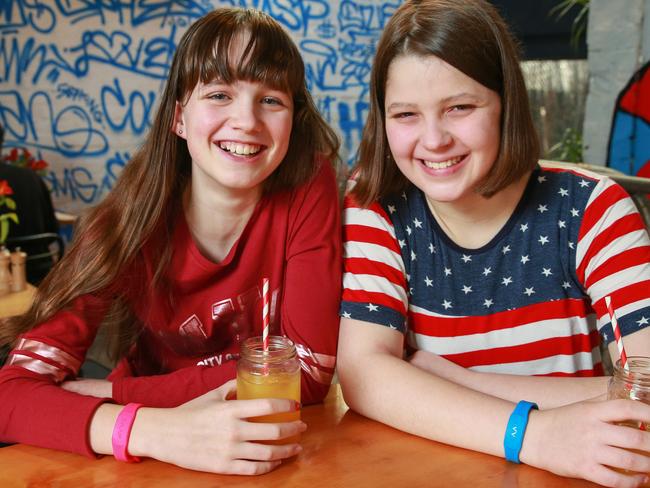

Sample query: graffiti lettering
[1,0,390,212]
[0,89,108,157]
[101,78,156,134]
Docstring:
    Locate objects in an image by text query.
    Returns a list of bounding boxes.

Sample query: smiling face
[174,77,293,199]
[384,54,502,207]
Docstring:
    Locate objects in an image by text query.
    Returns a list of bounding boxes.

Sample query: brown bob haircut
[352,0,539,206]
[1,8,338,358]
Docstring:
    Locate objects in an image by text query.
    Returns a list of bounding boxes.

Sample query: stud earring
[178,129,183,135]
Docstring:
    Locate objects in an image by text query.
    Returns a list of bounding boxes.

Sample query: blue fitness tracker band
[503,400,538,463]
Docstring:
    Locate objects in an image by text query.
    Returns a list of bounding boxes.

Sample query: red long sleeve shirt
[0,163,342,456]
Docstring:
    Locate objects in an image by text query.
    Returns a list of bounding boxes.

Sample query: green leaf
[5,197,16,210]
[0,220,8,244]
[0,212,19,224]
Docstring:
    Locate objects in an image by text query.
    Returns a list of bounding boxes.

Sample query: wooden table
[0,386,595,487]
[0,284,36,319]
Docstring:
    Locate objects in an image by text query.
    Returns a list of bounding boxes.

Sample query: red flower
[0,180,13,196]
[28,159,48,171]
[7,148,18,162]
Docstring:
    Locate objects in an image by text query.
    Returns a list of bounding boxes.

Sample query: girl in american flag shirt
[338,0,650,486]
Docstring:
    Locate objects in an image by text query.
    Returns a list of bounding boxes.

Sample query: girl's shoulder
[536,161,611,191]
[526,162,611,212]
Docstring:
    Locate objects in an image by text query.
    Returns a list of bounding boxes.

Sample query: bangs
[179,10,304,99]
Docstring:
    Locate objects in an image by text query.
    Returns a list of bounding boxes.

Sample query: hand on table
[132,379,306,475]
[522,399,650,487]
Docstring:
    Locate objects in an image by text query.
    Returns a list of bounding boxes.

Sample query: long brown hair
[0,8,339,360]
[352,0,539,207]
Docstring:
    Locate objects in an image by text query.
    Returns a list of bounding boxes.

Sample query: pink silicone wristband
[111,403,143,463]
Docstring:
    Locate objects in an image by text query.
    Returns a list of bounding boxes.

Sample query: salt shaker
[10,249,27,292]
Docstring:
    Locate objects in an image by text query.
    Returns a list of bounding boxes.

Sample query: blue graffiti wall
[0,0,397,214]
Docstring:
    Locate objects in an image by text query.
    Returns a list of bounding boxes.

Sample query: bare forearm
[88,403,122,455]
[338,352,515,457]
[409,350,609,408]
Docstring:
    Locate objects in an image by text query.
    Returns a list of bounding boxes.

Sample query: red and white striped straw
[262,277,270,352]
[605,295,628,371]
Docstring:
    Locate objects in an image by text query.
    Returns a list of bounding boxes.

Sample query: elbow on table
[335,357,369,415]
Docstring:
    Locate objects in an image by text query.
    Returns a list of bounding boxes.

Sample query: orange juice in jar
[607,356,650,482]
[237,336,301,444]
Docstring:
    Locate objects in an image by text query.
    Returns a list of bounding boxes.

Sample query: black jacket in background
[0,162,59,283]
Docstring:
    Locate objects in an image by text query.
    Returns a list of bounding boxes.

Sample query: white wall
[583,0,650,165]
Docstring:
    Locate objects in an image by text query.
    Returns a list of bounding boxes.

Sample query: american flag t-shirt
[340,164,650,376]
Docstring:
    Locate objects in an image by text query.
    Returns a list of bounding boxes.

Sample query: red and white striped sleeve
[340,195,409,330]
[576,177,650,338]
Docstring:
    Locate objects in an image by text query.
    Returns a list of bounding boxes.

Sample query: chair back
[3,232,64,285]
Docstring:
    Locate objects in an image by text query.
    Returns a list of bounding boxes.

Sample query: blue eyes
[207,93,284,106]
[262,97,282,105]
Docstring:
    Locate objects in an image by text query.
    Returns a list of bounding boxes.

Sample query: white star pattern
[424,276,433,287]
[637,316,649,326]
[461,254,472,263]
[520,255,530,264]
[537,204,548,213]
[389,324,397,330]
[406,226,412,235]
[413,218,423,228]
[520,223,529,232]
[388,205,396,214]
[398,239,406,248]
[502,276,513,286]
[571,208,580,217]
[402,192,407,200]
[484,298,494,308]
[558,188,569,197]
[558,220,566,228]
[502,245,511,255]
[538,235,549,245]
[429,243,436,254]
[342,311,351,318]
[579,179,590,188]
[442,300,452,309]
[411,251,417,261]
[366,303,379,312]
[568,242,575,250]
[542,268,552,277]
[462,285,473,294]
[538,175,547,183]
[483,267,492,276]
[562,281,571,289]
[524,287,535,296]
[444,268,452,276]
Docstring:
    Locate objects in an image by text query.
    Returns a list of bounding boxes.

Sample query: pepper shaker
[10,248,27,292]
[0,248,10,296]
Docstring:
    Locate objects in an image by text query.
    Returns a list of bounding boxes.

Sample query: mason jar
[608,357,650,409]
[236,335,301,443]
[607,356,650,482]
